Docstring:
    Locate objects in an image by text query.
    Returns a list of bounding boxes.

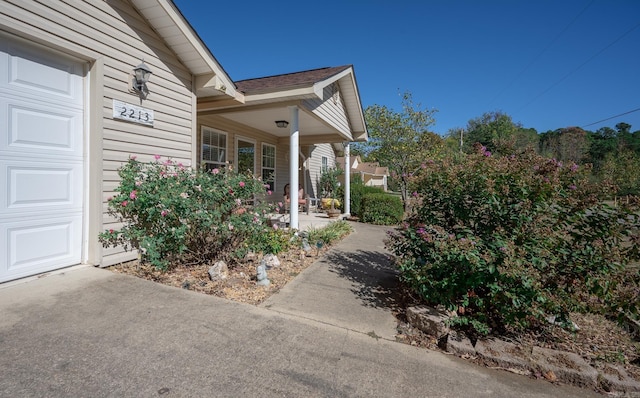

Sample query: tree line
[353,93,640,208]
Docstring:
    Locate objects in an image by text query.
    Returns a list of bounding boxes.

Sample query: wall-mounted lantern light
[275,120,289,128]
[132,60,152,100]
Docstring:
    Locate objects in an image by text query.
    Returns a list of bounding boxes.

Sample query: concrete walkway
[261,223,400,341]
[0,223,601,397]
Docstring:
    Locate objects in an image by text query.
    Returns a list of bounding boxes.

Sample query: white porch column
[289,106,299,230]
[344,142,351,217]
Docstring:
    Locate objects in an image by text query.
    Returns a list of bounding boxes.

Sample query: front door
[236,138,255,174]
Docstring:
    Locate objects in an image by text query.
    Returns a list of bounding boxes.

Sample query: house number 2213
[113,99,154,126]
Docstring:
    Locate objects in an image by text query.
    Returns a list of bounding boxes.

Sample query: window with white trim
[201,126,227,171]
[321,156,328,172]
[262,143,276,191]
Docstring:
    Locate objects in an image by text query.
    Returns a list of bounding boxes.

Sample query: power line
[581,107,640,128]
[489,0,594,107]
[518,20,640,112]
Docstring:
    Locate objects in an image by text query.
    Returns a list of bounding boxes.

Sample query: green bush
[386,146,640,337]
[99,157,275,270]
[338,175,384,216]
[360,193,403,225]
[305,220,353,247]
[247,228,294,255]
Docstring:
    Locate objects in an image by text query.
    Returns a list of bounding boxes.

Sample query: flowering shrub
[99,157,273,270]
[387,145,640,336]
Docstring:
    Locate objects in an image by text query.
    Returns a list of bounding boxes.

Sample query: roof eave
[131,0,241,101]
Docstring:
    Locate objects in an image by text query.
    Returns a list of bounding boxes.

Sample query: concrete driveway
[0,224,601,397]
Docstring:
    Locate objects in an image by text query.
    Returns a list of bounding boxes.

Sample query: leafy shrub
[337,175,385,216]
[386,146,640,337]
[99,157,274,270]
[305,220,353,247]
[360,193,403,225]
[247,228,294,255]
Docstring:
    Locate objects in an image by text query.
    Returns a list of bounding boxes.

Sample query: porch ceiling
[203,104,351,144]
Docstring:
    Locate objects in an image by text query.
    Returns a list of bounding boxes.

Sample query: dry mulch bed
[110,247,328,306]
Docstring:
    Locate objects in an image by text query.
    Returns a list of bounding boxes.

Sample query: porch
[269,210,346,231]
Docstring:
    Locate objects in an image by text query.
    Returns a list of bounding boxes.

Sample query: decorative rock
[445,331,476,357]
[208,261,228,281]
[596,364,640,395]
[262,254,280,269]
[256,264,270,286]
[406,306,450,338]
[244,251,258,263]
[530,346,599,389]
[301,238,312,253]
[475,338,533,374]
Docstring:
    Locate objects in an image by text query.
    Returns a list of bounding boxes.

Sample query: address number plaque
[113,99,154,126]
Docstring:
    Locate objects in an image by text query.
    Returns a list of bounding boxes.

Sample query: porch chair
[283,183,309,214]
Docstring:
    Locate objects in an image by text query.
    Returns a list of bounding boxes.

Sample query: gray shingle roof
[235,65,352,93]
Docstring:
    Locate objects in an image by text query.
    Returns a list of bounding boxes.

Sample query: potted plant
[318,168,342,218]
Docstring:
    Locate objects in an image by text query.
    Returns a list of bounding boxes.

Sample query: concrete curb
[407,305,640,396]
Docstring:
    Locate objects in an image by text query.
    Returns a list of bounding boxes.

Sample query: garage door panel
[0,40,83,107]
[0,159,82,215]
[0,215,82,283]
[0,97,83,158]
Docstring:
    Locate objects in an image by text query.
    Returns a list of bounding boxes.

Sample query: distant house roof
[336,156,389,176]
[235,66,352,93]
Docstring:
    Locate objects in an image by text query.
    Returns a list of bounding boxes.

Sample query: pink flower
[267,190,272,195]
[154,154,161,160]
[109,229,114,234]
[129,155,137,160]
[228,189,234,195]
[239,181,245,187]
[212,168,220,175]
[570,164,579,172]
[135,181,142,186]
[129,190,137,200]
[278,202,283,208]
[161,210,168,217]
[107,196,113,202]
[273,223,279,231]
[121,200,128,207]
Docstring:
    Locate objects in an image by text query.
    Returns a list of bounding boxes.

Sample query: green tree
[456,111,537,155]
[600,148,640,196]
[539,127,590,163]
[353,91,439,210]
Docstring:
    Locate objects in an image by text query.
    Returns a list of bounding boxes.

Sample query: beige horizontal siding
[303,86,351,136]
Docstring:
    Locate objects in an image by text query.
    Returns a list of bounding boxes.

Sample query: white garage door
[0,36,84,283]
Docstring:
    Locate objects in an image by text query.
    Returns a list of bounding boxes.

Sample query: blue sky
[174,0,640,135]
